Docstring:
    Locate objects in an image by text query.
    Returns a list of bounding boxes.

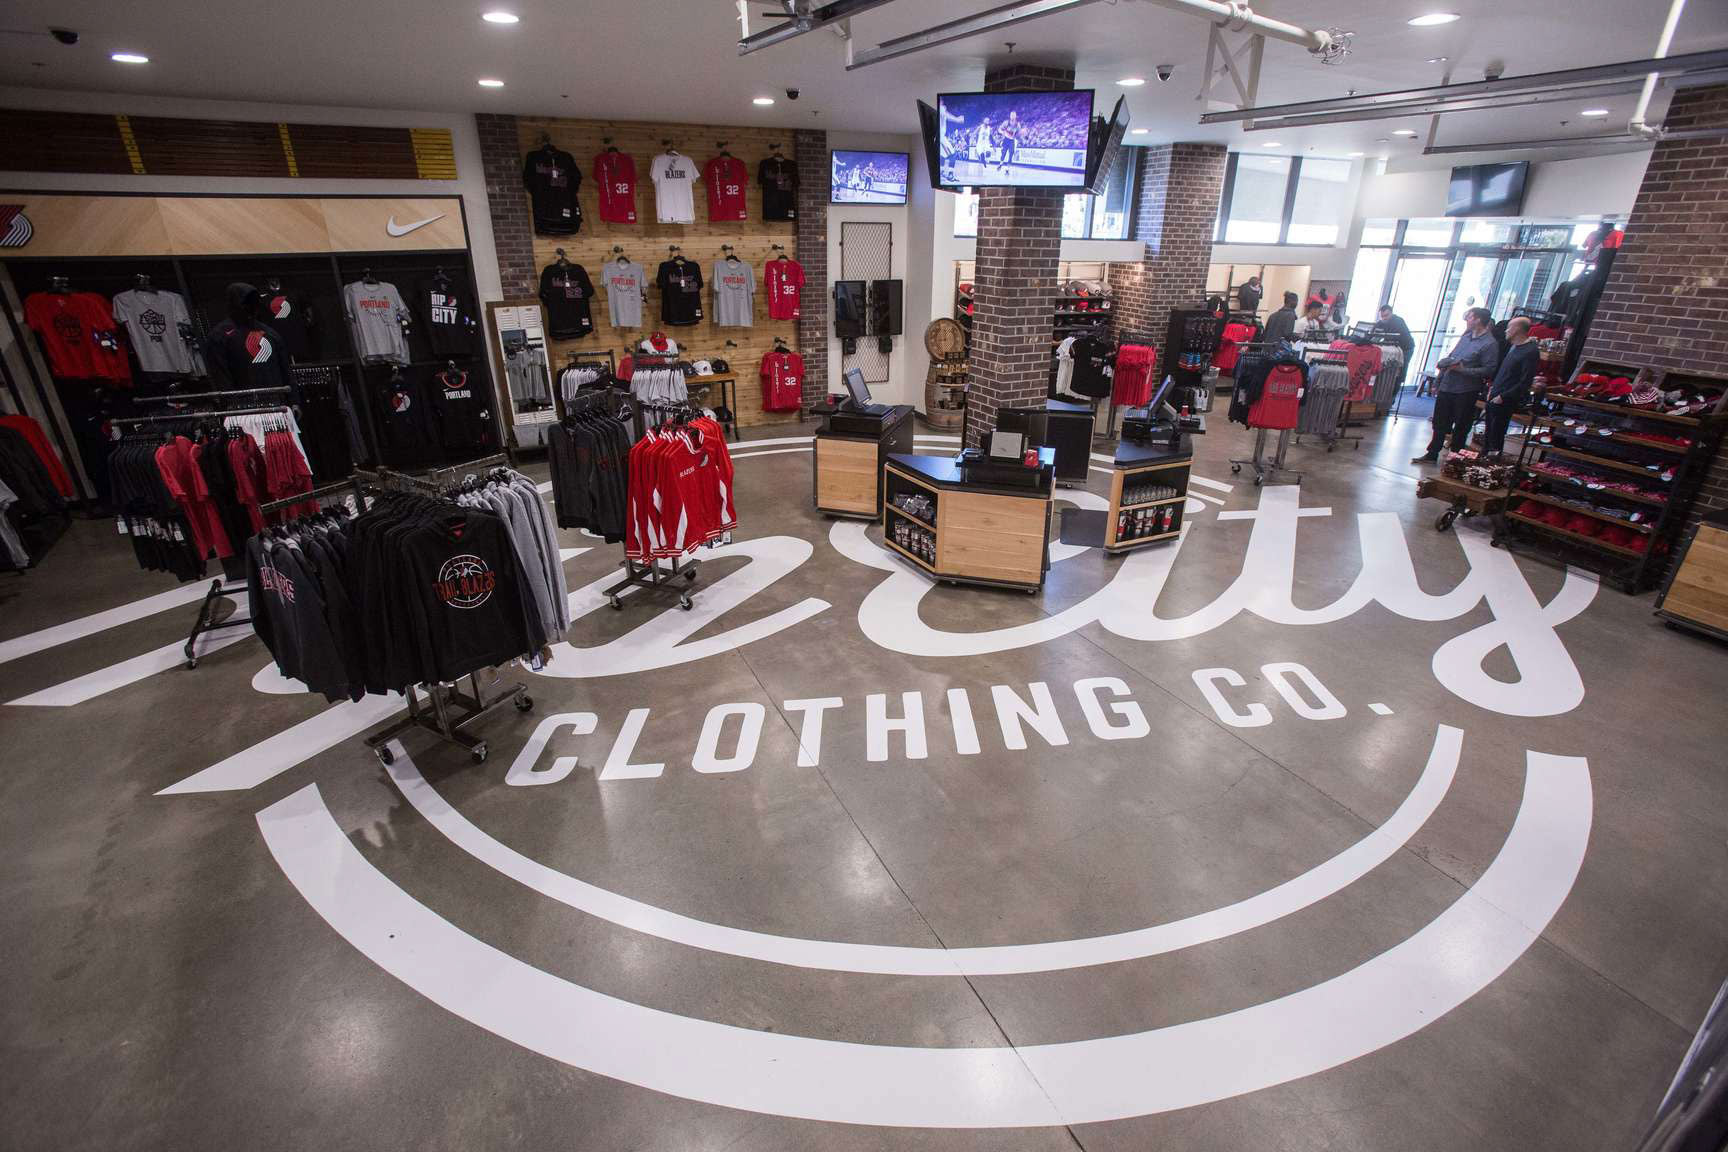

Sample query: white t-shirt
[650,152,697,224]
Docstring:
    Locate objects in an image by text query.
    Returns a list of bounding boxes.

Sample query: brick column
[794,128,829,408]
[474,113,535,298]
[966,63,1074,451]
[1583,83,1728,541]
[1107,143,1227,349]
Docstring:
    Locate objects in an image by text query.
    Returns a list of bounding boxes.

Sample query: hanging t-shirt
[206,322,293,392]
[112,288,200,376]
[420,278,478,356]
[712,259,755,327]
[341,280,411,364]
[656,259,704,326]
[705,154,748,222]
[429,368,497,451]
[602,259,646,329]
[522,146,582,234]
[765,258,804,321]
[759,154,798,221]
[370,369,438,464]
[538,262,595,339]
[24,291,131,384]
[254,286,315,362]
[760,349,804,412]
[650,152,697,224]
[593,150,638,224]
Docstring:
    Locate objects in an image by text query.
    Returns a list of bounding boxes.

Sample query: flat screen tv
[831,150,909,204]
[1445,162,1529,217]
[930,90,1094,188]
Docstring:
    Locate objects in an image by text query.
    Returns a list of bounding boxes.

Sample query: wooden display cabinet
[881,452,1053,592]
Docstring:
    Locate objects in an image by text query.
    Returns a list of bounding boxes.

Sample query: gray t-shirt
[712,259,755,328]
[342,279,411,364]
[112,288,199,375]
[602,260,646,329]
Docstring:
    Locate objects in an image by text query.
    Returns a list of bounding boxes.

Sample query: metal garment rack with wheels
[1230,426,1302,486]
[368,673,533,767]
[605,554,700,612]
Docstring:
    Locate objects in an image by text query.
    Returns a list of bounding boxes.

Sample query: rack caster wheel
[1231,463,1242,474]
[1327,444,1335,453]
[609,594,623,611]
[1436,509,1457,532]
[684,568,697,582]
[1253,475,1264,486]
[471,742,489,764]
[1490,537,1503,548]
[515,694,534,712]
[377,745,394,766]
[678,594,693,611]
[186,659,198,670]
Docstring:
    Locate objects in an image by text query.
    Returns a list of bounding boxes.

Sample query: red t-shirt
[760,350,804,412]
[593,150,638,224]
[765,258,805,321]
[705,155,748,222]
[24,291,132,384]
[1249,363,1305,430]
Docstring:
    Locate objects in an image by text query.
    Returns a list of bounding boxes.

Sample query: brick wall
[1108,143,1227,349]
[1582,83,1728,536]
[475,113,535,298]
[795,128,829,407]
[965,63,1073,450]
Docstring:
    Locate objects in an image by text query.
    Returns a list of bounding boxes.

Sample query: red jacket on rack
[1248,363,1304,430]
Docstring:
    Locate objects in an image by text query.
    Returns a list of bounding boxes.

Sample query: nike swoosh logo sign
[386,213,446,237]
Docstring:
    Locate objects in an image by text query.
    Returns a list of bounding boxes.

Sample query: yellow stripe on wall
[411,129,458,179]
[114,114,146,175]
[277,124,300,177]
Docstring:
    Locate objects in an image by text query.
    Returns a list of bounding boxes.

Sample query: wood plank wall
[515,116,804,429]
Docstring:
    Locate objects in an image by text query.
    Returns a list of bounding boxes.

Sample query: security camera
[1484,60,1505,81]
[1155,64,1174,83]
[49,28,79,46]
[786,87,800,101]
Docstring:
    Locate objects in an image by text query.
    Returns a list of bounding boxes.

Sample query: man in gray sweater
[1413,307,1500,464]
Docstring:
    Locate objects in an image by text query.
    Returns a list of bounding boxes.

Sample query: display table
[881,450,1053,592]
[1656,508,1728,642]
[812,403,915,518]
[1103,436,1193,553]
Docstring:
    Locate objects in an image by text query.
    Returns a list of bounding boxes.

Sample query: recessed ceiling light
[1129,128,1150,135]
[1348,151,1364,157]
[1580,108,1610,117]
[482,10,519,23]
[1392,128,1418,136]
[1427,56,1448,63]
[1407,12,1460,26]
[477,78,505,88]
[111,52,149,64]
[1262,141,1283,147]
[1117,77,1146,87]
[1376,137,1390,143]
[753,96,776,106]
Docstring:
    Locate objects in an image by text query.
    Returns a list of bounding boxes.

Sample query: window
[1360,219,1398,246]
[1403,218,1457,247]
[1223,154,1290,243]
[1520,224,1574,248]
[953,147,1133,240]
[1458,219,1515,245]
[1286,158,1351,245]
[1345,246,1393,327]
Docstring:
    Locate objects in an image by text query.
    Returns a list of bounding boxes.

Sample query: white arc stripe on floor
[258,745,1589,1127]
[158,692,405,795]
[387,725,1461,975]
[8,628,253,707]
[0,582,211,666]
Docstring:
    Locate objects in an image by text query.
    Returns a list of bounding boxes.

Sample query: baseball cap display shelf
[1494,363,1726,593]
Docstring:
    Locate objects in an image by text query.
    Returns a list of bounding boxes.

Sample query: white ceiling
[1,0,1725,164]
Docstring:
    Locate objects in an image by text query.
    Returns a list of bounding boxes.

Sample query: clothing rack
[1229,344,1304,486]
[425,453,510,486]
[606,399,706,612]
[1295,346,1361,452]
[114,402,297,666]
[135,386,291,406]
[287,467,534,764]
[1101,329,1161,441]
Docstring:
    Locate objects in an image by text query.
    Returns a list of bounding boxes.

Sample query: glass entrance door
[1387,256,1448,378]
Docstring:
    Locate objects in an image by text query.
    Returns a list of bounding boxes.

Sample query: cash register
[1122,374,1206,445]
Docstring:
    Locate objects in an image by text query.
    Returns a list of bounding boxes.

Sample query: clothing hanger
[721,244,740,263]
[661,138,677,154]
[716,140,732,158]
[770,244,789,261]
[555,248,570,266]
[134,273,154,290]
[362,267,379,285]
[611,245,630,264]
[668,245,685,265]
[265,276,283,291]
[49,275,71,293]
[433,266,451,286]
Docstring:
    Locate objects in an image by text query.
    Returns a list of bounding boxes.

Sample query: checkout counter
[812,401,915,518]
[881,447,1055,592]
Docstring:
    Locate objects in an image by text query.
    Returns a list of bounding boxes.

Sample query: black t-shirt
[538,263,595,339]
[370,369,438,465]
[254,286,316,361]
[759,155,798,221]
[522,146,582,234]
[430,368,497,451]
[420,278,478,356]
[401,509,533,684]
[656,259,704,326]
[206,321,294,391]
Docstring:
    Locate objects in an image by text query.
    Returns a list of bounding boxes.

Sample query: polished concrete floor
[2,407,1725,1151]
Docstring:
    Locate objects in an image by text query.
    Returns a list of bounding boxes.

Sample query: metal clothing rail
[112,404,290,428]
[135,386,291,406]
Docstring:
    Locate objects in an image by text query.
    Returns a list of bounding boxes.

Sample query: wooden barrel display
[923,318,968,431]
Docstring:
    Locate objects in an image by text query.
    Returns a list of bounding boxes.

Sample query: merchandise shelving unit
[1102,438,1192,553]
[1496,362,1726,592]
[1159,308,1224,401]
[881,452,1053,592]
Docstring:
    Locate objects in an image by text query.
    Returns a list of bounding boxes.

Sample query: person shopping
[1413,307,1499,465]
[1481,317,1538,456]
[1262,292,1299,346]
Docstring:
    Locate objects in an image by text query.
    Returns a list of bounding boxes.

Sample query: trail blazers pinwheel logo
[0,206,32,248]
